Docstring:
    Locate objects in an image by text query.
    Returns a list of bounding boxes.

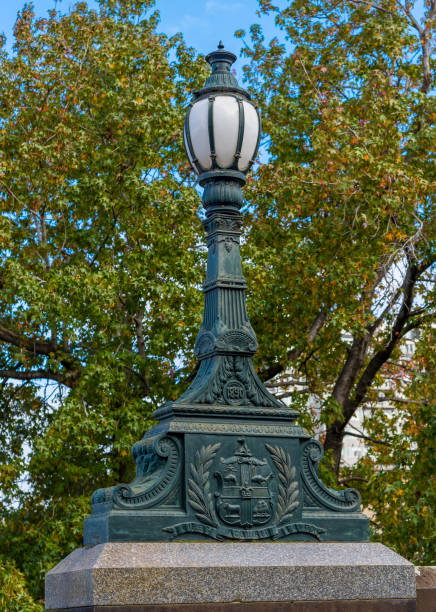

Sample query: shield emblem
[215,438,273,528]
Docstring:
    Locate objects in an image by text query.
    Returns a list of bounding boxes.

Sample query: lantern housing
[183,42,261,184]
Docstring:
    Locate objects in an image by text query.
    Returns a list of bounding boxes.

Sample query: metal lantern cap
[184,42,261,181]
[201,40,240,95]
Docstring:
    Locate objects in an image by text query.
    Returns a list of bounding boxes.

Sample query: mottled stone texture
[45,542,416,611]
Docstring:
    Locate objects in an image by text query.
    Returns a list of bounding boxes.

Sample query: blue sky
[0,0,282,75]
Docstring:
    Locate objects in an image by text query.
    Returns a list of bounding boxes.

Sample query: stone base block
[45,542,416,611]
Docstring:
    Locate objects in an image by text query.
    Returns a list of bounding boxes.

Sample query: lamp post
[84,43,368,545]
[46,44,416,612]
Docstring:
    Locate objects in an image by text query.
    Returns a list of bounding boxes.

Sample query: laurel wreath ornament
[188,443,221,527]
[265,443,299,524]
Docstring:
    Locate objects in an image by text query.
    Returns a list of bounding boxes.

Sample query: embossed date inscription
[224,380,246,405]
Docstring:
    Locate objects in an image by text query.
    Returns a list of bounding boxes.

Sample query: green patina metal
[84,44,368,545]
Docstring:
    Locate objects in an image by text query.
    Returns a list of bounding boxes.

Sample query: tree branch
[338,476,369,485]
[276,389,309,399]
[402,0,423,35]
[348,0,394,14]
[133,310,146,359]
[365,396,429,405]
[261,310,327,381]
[344,430,391,446]
[367,284,403,334]
[265,378,308,388]
[123,366,151,394]
[0,324,82,385]
[332,334,370,407]
[0,324,57,355]
[0,369,67,383]
[344,260,430,420]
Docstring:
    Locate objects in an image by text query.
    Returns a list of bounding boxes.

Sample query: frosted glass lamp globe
[183,42,260,181]
[184,94,260,176]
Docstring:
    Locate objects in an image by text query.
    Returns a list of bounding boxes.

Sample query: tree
[0,559,41,612]
[0,0,207,603]
[354,323,436,564]
[237,0,435,470]
[235,0,435,562]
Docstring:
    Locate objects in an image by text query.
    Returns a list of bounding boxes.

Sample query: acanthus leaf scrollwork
[110,435,182,510]
[301,440,361,512]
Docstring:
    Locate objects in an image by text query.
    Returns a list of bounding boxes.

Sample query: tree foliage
[237,0,435,561]
[0,559,41,612]
[0,0,207,604]
[354,324,436,565]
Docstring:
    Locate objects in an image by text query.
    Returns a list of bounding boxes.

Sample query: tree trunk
[324,422,345,478]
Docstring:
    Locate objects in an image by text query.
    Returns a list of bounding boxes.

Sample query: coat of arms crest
[215,438,274,528]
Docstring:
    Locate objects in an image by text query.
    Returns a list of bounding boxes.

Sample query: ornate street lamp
[84,43,368,545]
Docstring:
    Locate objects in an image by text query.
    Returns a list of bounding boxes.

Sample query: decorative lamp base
[84,410,369,545]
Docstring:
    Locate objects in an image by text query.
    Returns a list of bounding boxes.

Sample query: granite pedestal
[45,542,416,611]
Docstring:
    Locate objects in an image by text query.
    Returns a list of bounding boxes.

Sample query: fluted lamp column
[152,42,290,418]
